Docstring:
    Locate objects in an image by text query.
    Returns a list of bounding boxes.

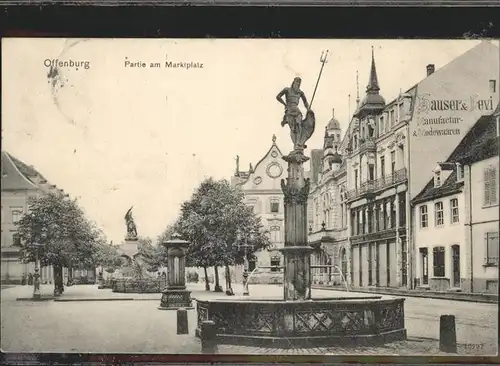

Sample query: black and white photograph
[1,38,498,357]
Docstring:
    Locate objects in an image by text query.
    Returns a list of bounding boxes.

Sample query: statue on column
[125,206,138,241]
[276,77,316,152]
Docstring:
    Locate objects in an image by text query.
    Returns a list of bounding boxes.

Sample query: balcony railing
[359,138,377,154]
[347,168,407,201]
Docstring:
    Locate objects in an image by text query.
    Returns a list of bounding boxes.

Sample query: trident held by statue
[309,49,329,110]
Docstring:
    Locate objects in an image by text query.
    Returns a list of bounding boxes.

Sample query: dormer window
[434,171,441,187]
[456,163,465,182]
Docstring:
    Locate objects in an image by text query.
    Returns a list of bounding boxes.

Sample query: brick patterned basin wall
[112,278,167,293]
[196,297,406,347]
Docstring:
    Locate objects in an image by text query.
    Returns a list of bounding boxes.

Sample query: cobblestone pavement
[215,339,497,356]
[1,284,497,355]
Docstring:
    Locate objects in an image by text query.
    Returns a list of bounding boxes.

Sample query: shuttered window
[485,232,499,265]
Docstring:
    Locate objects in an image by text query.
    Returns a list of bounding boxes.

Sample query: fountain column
[279,151,313,301]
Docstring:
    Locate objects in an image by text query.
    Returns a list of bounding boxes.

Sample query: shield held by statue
[296,109,316,150]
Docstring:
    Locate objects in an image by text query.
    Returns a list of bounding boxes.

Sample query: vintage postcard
[1,38,498,357]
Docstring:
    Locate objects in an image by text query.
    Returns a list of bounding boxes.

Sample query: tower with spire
[354,47,386,120]
[322,108,343,172]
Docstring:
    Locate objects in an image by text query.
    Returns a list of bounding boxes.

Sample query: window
[380,116,385,134]
[390,110,395,125]
[450,198,459,223]
[270,201,279,213]
[354,169,358,189]
[390,151,396,176]
[12,233,21,247]
[435,171,441,187]
[484,165,498,206]
[368,164,375,181]
[456,164,464,181]
[489,79,497,94]
[380,156,385,178]
[485,232,499,265]
[270,256,281,272]
[270,225,281,243]
[433,246,445,277]
[435,202,444,226]
[354,136,358,149]
[398,103,404,121]
[420,205,428,228]
[11,208,23,224]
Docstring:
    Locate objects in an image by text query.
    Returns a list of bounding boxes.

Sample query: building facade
[307,109,350,286]
[413,109,499,294]
[306,41,499,290]
[1,152,62,284]
[231,135,286,283]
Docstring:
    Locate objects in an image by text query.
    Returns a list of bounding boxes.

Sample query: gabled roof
[412,170,463,205]
[235,135,284,187]
[412,113,498,204]
[1,151,40,190]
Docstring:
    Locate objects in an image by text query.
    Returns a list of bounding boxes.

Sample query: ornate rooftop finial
[234,155,240,176]
[249,163,254,173]
[356,70,360,106]
[367,46,380,93]
[272,134,277,143]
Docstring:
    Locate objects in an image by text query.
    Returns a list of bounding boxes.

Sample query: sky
[2,38,484,244]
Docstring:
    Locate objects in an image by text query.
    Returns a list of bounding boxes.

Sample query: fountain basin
[196,296,406,348]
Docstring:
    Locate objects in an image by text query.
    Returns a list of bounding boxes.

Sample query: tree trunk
[214,266,223,292]
[225,265,234,296]
[203,266,210,291]
[54,265,64,296]
[67,261,73,286]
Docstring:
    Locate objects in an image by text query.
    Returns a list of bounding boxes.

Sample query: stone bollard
[177,308,189,335]
[201,320,217,354]
[439,315,457,353]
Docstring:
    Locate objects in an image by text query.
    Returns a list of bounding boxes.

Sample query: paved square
[1,284,497,355]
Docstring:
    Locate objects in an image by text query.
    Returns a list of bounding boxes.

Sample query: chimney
[426,64,435,76]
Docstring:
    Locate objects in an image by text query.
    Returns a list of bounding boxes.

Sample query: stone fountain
[195,73,406,348]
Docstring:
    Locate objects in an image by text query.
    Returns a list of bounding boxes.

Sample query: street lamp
[237,230,254,296]
[32,226,47,301]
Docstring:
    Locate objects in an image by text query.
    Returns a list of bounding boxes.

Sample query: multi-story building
[307,109,349,286]
[1,151,99,285]
[412,106,499,294]
[1,151,66,284]
[231,135,286,283]
[308,41,499,290]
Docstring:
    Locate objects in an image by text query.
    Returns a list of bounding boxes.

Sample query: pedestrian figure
[21,273,26,286]
[28,272,33,285]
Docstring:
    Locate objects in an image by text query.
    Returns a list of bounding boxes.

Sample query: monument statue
[276,77,316,152]
[124,206,138,241]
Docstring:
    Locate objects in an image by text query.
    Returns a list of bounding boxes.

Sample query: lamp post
[237,231,254,296]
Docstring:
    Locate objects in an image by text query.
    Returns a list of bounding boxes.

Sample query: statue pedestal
[117,239,139,263]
